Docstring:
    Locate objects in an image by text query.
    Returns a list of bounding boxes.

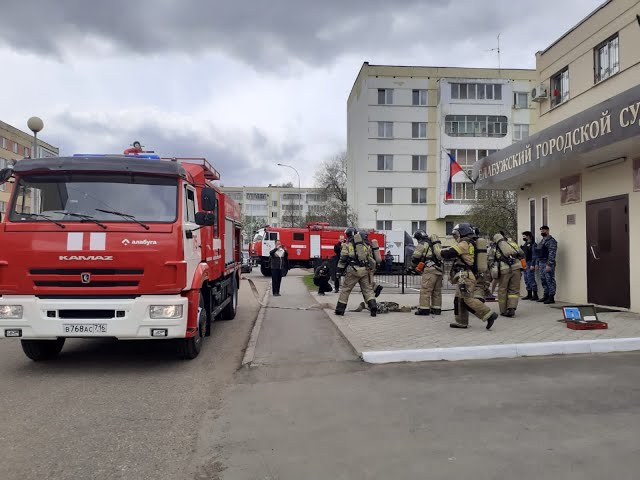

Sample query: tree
[282,199,304,228]
[313,151,358,227]
[465,190,518,237]
[241,214,267,246]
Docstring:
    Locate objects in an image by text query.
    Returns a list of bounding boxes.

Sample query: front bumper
[0,295,188,340]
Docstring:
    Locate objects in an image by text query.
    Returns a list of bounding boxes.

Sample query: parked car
[241,251,252,273]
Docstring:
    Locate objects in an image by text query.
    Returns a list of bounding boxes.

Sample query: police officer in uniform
[491,232,524,318]
[440,223,498,330]
[410,229,443,316]
[536,225,558,304]
[334,228,380,317]
[520,231,539,301]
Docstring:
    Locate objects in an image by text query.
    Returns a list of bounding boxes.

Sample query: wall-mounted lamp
[585,156,626,172]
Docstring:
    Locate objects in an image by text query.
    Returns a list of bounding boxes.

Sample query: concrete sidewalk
[312,285,640,363]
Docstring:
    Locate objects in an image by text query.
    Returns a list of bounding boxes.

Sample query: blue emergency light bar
[73,153,161,159]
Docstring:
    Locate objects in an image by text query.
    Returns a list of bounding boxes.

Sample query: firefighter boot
[431,308,441,316]
[368,299,378,317]
[415,308,431,316]
[334,302,347,316]
[486,312,498,330]
[374,285,383,297]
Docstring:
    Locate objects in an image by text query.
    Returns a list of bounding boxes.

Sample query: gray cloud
[50,110,304,187]
[0,0,599,69]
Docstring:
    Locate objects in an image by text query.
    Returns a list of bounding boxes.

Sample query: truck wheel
[21,338,65,361]
[260,264,271,277]
[177,295,206,360]
[219,277,238,321]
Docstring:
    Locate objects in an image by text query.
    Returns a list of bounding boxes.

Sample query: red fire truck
[0,153,241,361]
[250,223,386,276]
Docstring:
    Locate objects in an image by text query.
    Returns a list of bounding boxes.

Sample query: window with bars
[412,89,427,106]
[411,221,427,232]
[412,155,427,171]
[378,122,393,138]
[376,188,392,204]
[412,122,427,138]
[451,83,502,100]
[377,220,393,230]
[595,34,619,83]
[444,115,508,137]
[378,89,393,105]
[377,155,393,171]
[411,188,427,204]
[551,67,569,107]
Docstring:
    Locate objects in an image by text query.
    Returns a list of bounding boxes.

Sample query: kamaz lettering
[59,255,114,261]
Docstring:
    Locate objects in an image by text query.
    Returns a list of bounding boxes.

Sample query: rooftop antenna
[487,33,501,71]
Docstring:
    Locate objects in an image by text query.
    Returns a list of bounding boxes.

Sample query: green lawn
[302,274,316,291]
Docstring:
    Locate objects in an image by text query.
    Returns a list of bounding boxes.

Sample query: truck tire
[21,338,65,361]
[219,276,238,321]
[260,264,271,277]
[177,294,206,360]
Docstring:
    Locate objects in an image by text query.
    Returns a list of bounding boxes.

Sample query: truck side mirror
[195,212,216,226]
[0,168,12,184]
[201,187,216,211]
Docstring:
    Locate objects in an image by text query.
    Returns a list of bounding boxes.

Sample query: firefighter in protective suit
[334,227,380,317]
[491,232,525,318]
[410,229,443,315]
[440,223,498,330]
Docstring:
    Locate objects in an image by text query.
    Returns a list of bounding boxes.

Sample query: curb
[241,287,270,368]
[361,337,640,364]
[322,308,366,359]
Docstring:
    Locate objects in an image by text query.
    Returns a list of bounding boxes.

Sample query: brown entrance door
[586,195,630,308]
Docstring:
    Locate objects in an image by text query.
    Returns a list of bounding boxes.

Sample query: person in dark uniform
[269,240,288,296]
[521,231,539,301]
[313,260,333,295]
[331,235,345,293]
[536,226,558,304]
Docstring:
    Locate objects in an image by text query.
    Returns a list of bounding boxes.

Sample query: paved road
[0,271,269,480]
[198,273,640,480]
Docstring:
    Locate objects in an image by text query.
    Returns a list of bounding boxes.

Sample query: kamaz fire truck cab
[0,153,241,361]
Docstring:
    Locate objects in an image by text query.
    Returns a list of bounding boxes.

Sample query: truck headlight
[0,305,23,319]
[150,305,183,319]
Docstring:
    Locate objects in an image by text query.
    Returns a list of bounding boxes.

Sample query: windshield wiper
[54,212,107,230]
[95,209,150,230]
[22,213,66,229]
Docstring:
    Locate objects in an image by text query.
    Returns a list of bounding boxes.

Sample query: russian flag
[445,153,464,201]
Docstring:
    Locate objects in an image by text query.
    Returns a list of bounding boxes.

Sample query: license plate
[63,324,107,334]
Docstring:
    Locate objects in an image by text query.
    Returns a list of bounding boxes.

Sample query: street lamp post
[27,117,44,213]
[277,163,301,226]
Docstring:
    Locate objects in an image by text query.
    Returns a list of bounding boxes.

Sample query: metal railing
[373,261,457,294]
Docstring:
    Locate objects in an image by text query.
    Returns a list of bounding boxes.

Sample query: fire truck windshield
[9,173,178,223]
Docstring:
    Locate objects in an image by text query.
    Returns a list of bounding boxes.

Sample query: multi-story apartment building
[475,0,640,311]
[221,185,329,248]
[0,120,59,217]
[347,63,537,236]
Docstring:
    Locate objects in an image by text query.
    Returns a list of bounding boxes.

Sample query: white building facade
[347,63,537,236]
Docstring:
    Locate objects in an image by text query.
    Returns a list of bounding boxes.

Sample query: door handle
[185,230,193,239]
[590,245,600,260]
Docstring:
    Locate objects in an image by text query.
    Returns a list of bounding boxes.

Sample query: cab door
[183,186,201,285]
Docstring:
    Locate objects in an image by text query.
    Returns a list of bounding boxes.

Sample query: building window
[282,204,303,211]
[551,67,569,107]
[272,200,277,207]
[378,89,393,105]
[308,205,324,213]
[272,212,278,218]
[451,83,502,100]
[0,158,5,192]
[306,194,327,202]
[377,155,393,171]
[0,138,6,149]
[377,220,393,230]
[450,182,476,202]
[513,124,530,141]
[595,34,619,83]
[514,92,528,109]
[412,122,427,138]
[446,221,455,235]
[378,122,393,138]
[411,221,427,232]
[411,188,427,204]
[12,142,18,154]
[412,155,427,171]
[377,188,392,204]
[529,198,536,234]
[282,193,301,200]
[412,89,427,106]
[542,196,549,226]
[24,147,30,157]
[448,149,496,173]
[444,115,508,137]
[246,193,267,200]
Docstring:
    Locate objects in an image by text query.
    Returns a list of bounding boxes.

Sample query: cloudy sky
[1,0,604,187]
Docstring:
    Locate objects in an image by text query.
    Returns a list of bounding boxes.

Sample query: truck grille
[34,281,138,288]
[58,310,116,319]
[29,268,144,290]
[30,269,143,275]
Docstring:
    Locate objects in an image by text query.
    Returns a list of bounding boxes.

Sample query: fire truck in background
[0,152,242,361]
[249,223,386,276]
